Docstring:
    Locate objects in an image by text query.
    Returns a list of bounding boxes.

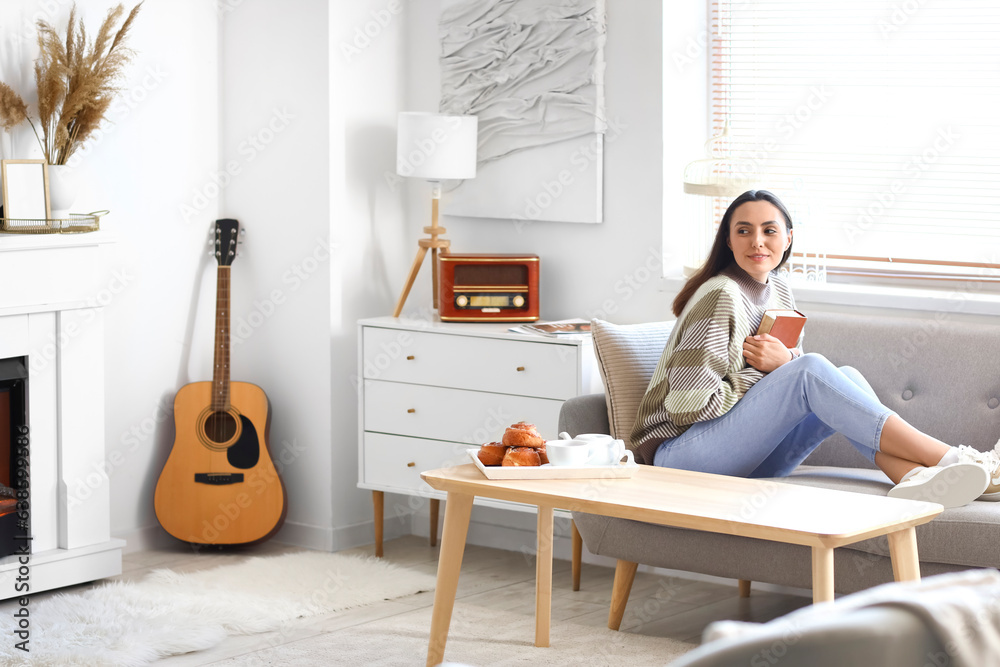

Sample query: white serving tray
[469,450,639,480]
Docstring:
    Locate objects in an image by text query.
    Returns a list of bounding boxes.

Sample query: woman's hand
[743,334,793,373]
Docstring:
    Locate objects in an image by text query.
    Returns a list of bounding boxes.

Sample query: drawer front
[363,432,476,494]
[362,326,579,399]
[364,380,563,443]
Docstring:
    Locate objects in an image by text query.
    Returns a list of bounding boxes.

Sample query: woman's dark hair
[672,189,794,317]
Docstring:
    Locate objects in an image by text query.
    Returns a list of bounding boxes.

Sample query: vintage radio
[438,253,539,322]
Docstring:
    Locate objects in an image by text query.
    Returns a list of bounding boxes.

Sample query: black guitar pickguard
[226,415,260,469]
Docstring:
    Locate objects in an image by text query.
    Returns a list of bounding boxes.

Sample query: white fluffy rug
[0,551,437,666]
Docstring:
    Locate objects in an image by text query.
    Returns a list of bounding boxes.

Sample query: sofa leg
[372,490,384,558]
[608,560,638,631]
[738,579,751,598]
[571,520,582,591]
[429,498,440,547]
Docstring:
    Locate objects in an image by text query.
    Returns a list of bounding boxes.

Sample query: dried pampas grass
[0,82,30,131]
[0,2,142,165]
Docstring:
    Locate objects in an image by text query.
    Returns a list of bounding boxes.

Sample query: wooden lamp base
[393,184,449,318]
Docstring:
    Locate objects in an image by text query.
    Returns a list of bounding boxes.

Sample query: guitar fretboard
[212,266,231,412]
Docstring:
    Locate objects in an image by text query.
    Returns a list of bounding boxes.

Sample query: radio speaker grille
[455,264,528,286]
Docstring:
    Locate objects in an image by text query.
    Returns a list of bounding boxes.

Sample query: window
[709,0,1000,284]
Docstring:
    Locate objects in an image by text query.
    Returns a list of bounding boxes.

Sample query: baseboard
[409,503,584,562]
[274,492,414,553]
[271,521,334,552]
[116,521,338,555]
[274,518,410,554]
[113,524,178,554]
[115,494,414,556]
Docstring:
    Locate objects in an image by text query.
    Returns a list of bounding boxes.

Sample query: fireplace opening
[0,357,28,559]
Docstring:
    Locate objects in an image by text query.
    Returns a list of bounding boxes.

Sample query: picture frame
[1,159,51,222]
[439,0,606,224]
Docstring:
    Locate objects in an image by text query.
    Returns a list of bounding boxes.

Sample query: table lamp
[393,112,478,318]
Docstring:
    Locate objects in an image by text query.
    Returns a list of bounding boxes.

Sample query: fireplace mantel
[0,231,124,599]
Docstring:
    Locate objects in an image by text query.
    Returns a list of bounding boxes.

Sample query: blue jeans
[652,353,895,478]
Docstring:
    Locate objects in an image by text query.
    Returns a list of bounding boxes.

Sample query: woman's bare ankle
[878,415,952,467]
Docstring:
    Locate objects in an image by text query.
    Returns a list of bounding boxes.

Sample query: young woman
[630,190,999,508]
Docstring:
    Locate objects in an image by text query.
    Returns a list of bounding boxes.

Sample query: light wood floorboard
[6,535,812,664]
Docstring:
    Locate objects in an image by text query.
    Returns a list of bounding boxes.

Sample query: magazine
[510,319,592,337]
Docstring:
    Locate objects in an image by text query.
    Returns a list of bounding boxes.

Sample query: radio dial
[512,295,525,308]
[455,295,468,307]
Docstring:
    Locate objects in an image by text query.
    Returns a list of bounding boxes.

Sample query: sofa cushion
[572,510,970,595]
[782,466,1000,569]
[802,312,1000,469]
[575,466,1000,591]
[590,319,674,448]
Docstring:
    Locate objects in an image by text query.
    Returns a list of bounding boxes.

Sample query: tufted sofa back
[802,311,1000,468]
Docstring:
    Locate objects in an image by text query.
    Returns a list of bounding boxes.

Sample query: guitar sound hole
[204,411,238,444]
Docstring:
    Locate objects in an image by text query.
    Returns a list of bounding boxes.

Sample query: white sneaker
[887,462,989,509]
[955,444,1000,501]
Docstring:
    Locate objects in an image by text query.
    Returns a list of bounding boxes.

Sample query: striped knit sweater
[629,264,797,465]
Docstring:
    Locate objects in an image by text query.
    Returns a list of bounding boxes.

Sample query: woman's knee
[795,352,835,373]
[838,365,864,384]
[837,365,877,395]
[793,355,877,396]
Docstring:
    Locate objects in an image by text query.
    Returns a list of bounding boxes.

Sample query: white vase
[47,165,81,225]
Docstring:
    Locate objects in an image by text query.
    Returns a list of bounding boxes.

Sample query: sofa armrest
[671,605,945,667]
[558,393,611,437]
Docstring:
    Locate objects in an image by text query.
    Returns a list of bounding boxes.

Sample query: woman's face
[726,200,791,283]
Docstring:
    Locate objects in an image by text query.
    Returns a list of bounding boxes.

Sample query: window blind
[709,0,1000,281]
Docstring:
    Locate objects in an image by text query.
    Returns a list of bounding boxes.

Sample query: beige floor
[8,535,812,665]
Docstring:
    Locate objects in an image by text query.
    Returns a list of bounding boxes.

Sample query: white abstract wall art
[438,0,607,224]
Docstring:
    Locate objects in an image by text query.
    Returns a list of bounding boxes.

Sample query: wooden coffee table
[420,463,942,667]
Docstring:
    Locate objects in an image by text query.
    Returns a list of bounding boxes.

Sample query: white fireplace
[0,232,123,599]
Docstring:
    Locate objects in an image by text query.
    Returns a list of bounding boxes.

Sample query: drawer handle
[407,408,416,413]
[407,462,416,467]
[406,355,415,360]
[516,366,526,372]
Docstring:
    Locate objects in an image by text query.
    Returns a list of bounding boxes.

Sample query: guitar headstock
[214,218,240,267]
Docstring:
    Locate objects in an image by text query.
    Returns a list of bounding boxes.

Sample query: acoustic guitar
[154,219,287,545]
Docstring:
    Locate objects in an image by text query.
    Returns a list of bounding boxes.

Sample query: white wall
[220,0,333,549]
[0,0,674,556]
[337,0,412,543]
[340,0,671,551]
[0,0,344,551]
[0,0,225,545]
[391,0,666,326]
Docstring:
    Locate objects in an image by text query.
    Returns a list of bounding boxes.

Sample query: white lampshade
[396,112,478,180]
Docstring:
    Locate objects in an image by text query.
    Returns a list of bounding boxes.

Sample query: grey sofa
[559,311,1000,600]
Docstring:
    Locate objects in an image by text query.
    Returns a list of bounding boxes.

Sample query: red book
[757,309,807,348]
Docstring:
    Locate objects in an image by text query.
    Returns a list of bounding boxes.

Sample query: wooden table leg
[535,505,554,648]
[811,546,834,603]
[888,527,921,582]
[372,490,384,558]
[429,498,440,547]
[608,560,638,630]
[426,492,474,667]
[571,520,582,592]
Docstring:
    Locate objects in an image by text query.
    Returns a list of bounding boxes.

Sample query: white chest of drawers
[357,316,601,556]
